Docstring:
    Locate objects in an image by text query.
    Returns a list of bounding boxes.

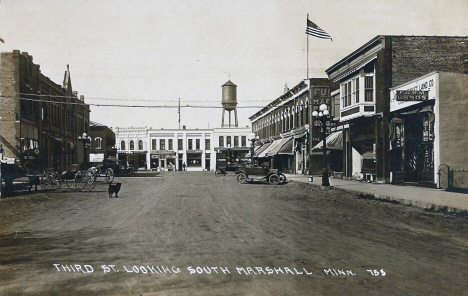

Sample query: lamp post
[78,132,91,168]
[312,104,331,187]
[248,133,259,166]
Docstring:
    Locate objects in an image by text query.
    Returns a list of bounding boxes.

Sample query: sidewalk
[284,174,468,213]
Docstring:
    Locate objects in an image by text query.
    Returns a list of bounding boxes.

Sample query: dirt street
[1,172,467,295]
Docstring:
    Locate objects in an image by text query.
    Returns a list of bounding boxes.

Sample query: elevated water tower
[221,80,238,127]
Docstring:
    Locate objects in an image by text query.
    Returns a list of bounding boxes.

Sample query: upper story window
[95,137,102,149]
[129,140,134,151]
[234,136,239,147]
[226,136,232,147]
[139,140,144,150]
[160,139,165,150]
[241,136,246,147]
[152,139,157,150]
[121,140,126,150]
[188,139,193,150]
[178,138,183,150]
[365,76,374,102]
[219,136,224,147]
[168,139,173,150]
[205,139,211,150]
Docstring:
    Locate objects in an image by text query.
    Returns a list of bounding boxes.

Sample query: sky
[1,0,467,130]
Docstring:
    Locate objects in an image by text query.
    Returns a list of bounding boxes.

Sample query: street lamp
[248,133,259,166]
[78,132,91,168]
[312,104,331,187]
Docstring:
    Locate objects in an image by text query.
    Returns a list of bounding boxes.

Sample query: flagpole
[307,13,309,80]
[178,98,180,129]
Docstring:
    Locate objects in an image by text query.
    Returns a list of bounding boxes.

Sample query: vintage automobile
[215,162,245,177]
[235,165,286,185]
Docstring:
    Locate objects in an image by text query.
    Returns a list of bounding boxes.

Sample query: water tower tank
[222,80,237,111]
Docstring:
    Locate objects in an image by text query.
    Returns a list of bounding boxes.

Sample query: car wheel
[237,173,247,184]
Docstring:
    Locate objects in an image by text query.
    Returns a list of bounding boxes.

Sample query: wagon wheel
[105,168,114,183]
[215,169,224,177]
[40,172,52,191]
[278,173,287,184]
[269,174,280,185]
[85,171,97,191]
[72,171,88,191]
[236,173,247,184]
[48,171,62,191]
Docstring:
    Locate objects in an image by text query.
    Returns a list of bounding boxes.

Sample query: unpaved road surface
[1,172,467,295]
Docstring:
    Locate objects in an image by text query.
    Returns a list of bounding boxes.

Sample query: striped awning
[278,137,294,155]
[245,144,262,158]
[254,142,273,158]
[312,131,343,151]
[262,137,293,157]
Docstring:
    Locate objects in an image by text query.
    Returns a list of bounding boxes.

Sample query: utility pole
[0,37,4,199]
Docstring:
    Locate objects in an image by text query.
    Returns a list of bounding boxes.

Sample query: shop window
[130,140,134,151]
[139,140,144,150]
[121,141,126,150]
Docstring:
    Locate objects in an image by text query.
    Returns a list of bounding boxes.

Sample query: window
[188,139,193,150]
[168,139,173,150]
[160,139,166,150]
[241,136,246,146]
[121,141,126,150]
[205,139,211,150]
[219,136,224,147]
[95,138,102,149]
[226,136,232,147]
[365,76,374,102]
[234,136,239,147]
[178,139,183,150]
[353,77,360,104]
[139,140,144,150]
[152,139,157,150]
[196,139,200,150]
[130,140,134,151]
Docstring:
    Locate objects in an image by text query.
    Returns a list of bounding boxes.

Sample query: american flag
[306,19,332,40]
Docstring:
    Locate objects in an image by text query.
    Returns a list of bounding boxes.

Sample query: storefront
[389,71,468,188]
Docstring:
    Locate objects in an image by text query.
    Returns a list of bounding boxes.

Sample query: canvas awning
[312,131,343,151]
[260,137,293,157]
[278,138,294,155]
[254,142,273,158]
[245,144,263,158]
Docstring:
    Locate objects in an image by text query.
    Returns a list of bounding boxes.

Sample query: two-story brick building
[1,50,90,171]
[325,35,468,183]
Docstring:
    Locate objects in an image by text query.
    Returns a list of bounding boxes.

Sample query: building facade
[89,121,116,163]
[325,35,468,183]
[388,71,468,187]
[114,126,252,171]
[0,50,91,171]
[249,79,337,174]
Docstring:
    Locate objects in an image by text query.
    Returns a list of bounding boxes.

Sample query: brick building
[0,50,90,171]
[325,35,468,183]
[89,121,116,164]
[249,79,338,174]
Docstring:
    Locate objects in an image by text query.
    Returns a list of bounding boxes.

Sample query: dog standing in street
[108,182,122,198]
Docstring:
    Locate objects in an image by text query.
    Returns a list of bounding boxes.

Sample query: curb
[290,179,468,216]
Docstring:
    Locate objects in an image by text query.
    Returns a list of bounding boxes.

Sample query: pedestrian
[182,162,186,171]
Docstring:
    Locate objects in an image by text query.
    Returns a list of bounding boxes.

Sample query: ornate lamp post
[248,133,259,166]
[312,104,331,186]
[78,132,91,168]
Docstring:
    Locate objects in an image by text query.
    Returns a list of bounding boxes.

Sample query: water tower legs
[221,109,238,127]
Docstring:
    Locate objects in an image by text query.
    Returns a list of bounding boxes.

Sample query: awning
[245,144,263,158]
[258,137,293,157]
[312,131,343,151]
[254,142,273,158]
[278,138,294,155]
